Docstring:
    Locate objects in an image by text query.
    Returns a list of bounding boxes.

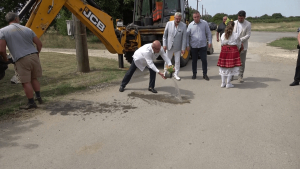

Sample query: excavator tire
[180,50,190,67]
[115,29,121,42]
[124,52,134,64]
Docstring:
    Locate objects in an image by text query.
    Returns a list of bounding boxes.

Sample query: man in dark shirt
[289,27,300,86]
[216,16,227,42]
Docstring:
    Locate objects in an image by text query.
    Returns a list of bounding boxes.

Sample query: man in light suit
[233,10,251,83]
[163,12,187,81]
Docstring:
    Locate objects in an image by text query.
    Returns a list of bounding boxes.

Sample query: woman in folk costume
[217,21,243,88]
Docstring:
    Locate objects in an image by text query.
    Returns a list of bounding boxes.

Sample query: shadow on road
[0,120,42,149]
[234,77,281,89]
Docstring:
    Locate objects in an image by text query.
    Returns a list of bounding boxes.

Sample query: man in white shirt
[119,40,173,93]
[233,10,251,83]
[163,12,187,81]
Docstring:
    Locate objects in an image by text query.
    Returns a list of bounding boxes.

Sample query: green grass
[40,32,107,49]
[268,37,299,50]
[252,21,300,32]
[0,52,128,118]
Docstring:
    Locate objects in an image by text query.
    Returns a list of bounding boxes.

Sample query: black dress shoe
[35,97,43,104]
[192,74,196,79]
[119,86,125,92]
[148,88,157,93]
[19,102,37,110]
[289,81,299,86]
[203,74,209,81]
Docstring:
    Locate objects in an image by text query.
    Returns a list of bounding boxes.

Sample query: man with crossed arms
[163,12,187,81]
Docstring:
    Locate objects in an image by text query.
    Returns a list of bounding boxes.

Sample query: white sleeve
[144,53,159,73]
[240,23,251,42]
[160,48,172,66]
[220,33,226,46]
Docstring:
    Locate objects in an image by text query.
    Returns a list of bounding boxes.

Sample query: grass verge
[40,32,107,49]
[251,21,300,32]
[0,52,127,118]
[268,37,299,50]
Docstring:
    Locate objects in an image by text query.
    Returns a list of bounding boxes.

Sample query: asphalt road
[1,32,300,169]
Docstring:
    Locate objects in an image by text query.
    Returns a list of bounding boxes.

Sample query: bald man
[119,40,173,93]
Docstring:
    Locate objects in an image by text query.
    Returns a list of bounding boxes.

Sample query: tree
[260,14,271,19]
[272,13,283,19]
[55,7,72,35]
[212,13,228,24]
[0,0,28,28]
[186,6,197,22]
[228,14,238,21]
[202,14,212,22]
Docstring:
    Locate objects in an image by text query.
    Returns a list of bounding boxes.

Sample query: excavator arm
[24,0,123,54]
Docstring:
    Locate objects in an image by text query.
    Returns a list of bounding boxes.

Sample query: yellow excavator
[20,0,213,68]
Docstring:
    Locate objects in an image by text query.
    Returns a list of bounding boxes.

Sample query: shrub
[55,8,72,36]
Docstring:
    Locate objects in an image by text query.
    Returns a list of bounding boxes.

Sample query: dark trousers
[191,47,208,75]
[294,49,300,82]
[121,61,156,89]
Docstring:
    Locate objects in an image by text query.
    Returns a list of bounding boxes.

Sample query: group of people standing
[120,10,251,92]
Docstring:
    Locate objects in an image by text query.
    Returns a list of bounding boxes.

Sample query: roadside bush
[211,13,227,24]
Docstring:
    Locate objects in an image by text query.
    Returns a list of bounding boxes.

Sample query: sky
[189,0,300,17]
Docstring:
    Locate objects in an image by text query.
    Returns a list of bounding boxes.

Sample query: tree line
[204,13,300,25]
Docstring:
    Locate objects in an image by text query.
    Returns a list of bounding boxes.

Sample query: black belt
[24,52,38,57]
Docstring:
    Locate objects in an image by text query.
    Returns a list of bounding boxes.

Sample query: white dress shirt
[133,43,172,73]
[221,32,242,49]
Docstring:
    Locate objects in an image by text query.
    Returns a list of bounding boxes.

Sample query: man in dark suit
[290,27,300,86]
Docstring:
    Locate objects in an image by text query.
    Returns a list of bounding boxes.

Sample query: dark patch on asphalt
[128,92,190,104]
[44,100,137,116]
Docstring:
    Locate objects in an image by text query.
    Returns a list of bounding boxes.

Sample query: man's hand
[158,72,166,79]
[163,46,167,52]
[239,43,244,53]
[181,50,185,56]
[186,46,190,51]
[208,44,212,48]
[217,38,219,42]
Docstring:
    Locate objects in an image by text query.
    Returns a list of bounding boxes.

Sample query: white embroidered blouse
[221,32,242,49]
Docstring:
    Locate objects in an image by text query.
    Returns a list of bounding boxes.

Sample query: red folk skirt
[217,45,242,68]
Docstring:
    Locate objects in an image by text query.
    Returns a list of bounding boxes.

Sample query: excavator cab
[133,0,187,27]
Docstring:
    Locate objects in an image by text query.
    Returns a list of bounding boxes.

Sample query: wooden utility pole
[202,5,203,16]
[73,14,90,73]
